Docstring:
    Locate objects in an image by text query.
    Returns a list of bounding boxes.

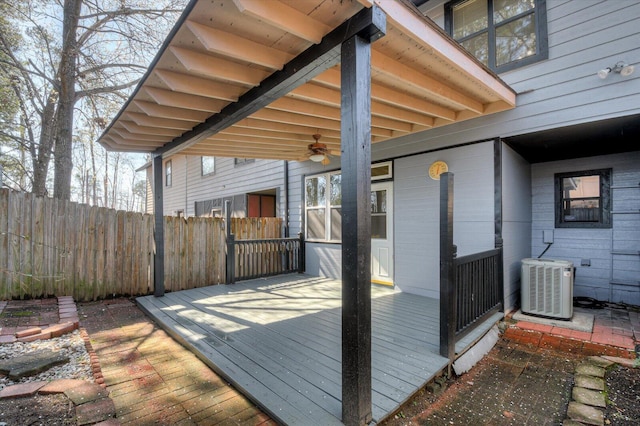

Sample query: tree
[0,0,185,200]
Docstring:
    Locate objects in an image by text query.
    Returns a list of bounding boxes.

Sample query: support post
[494,138,505,312]
[225,200,235,284]
[297,232,305,274]
[341,33,376,426]
[152,155,165,297]
[440,172,456,362]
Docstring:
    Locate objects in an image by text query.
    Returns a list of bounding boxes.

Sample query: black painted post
[225,200,235,284]
[494,139,504,312]
[152,155,165,297]
[496,237,504,312]
[341,34,373,426]
[297,232,305,274]
[439,172,456,362]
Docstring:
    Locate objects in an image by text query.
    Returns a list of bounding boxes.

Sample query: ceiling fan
[304,134,339,165]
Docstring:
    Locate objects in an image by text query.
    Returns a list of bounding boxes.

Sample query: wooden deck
[137,275,496,424]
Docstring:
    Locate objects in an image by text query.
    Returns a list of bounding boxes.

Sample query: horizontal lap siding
[163,156,285,217]
[531,152,640,305]
[394,143,495,298]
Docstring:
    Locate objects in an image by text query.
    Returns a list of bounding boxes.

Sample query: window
[234,158,255,166]
[445,0,547,72]
[201,156,215,176]
[165,160,172,187]
[305,172,342,242]
[555,169,611,228]
[371,161,393,181]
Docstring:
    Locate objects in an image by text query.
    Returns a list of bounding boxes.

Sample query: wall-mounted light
[598,61,635,79]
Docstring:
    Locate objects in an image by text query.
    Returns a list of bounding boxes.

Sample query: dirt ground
[604,365,640,425]
[0,393,75,425]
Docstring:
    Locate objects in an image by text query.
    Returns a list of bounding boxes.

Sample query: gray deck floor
[137,275,486,424]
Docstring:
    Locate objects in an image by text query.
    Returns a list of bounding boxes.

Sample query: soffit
[99,0,516,161]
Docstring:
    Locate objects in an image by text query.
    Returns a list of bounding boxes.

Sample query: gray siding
[375,0,640,160]
[531,152,640,305]
[394,142,495,298]
[501,144,532,312]
[162,156,285,217]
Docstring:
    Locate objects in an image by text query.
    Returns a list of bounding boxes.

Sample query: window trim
[165,160,172,187]
[234,158,255,166]
[444,0,548,73]
[304,171,342,243]
[554,168,612,229]
[201,156,215,176]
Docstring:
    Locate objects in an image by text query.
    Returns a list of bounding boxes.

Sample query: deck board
[137,275,453,424]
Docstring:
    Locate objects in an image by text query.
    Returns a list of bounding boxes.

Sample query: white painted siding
[531,152,640,305]
[501,144,532,312]
[373,0,640,160]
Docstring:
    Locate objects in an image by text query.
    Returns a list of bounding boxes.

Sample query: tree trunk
[32,93,57,197]
[52,0,82,200]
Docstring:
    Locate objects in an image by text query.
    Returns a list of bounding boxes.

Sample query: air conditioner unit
[521,258,573,320]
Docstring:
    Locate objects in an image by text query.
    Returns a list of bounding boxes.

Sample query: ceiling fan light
[309,153,325,162]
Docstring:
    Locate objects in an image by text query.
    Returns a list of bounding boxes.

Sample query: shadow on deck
[137,274,496,424]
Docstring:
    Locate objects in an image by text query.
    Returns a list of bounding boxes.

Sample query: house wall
[394,142,495,298]
[531,151,640,305]
[373,0,640,161]
[501,144,532,312]
[158,156,285,218]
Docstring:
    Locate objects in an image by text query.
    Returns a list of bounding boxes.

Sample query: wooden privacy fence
[0,189,285,301]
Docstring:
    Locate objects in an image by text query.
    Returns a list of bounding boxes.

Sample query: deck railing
[454,247,503,338]
[226,235,305,284]
[439,172,504,362]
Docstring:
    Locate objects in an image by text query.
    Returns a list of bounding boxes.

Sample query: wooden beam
[219,127,341,144]
[169,46,269,86]
[208,133,338,148]
[340,32,377,426]
[234,117,342,139]
[157,5,387,156]
[111,128,170,142]
[289,84,434,127]
[232,0,330,44]
[313,67,457,121]
[124,112,194,130]
[155,69,244,102]
[120,120,184,136]
[371,50,484,113]
[186,21,293,69]
[133,100,211,122]
[152,155,165,297]
[143,87,227,113]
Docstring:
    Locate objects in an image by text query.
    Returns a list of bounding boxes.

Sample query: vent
[521,258,573,320]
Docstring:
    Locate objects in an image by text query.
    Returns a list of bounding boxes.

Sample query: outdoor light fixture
[598,61,635,79]
[309,153,326,162]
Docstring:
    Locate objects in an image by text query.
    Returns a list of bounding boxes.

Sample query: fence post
[440,172,456,363]
[297,232,305,273]
[225,200,235,284]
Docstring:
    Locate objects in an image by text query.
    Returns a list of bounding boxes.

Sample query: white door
[371,182,393,285]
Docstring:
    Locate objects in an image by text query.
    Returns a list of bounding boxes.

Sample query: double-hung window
[555,169,611,228]
[305,172,342,242]
[445,0,548,72]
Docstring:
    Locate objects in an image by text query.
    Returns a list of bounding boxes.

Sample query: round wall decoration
[428,160,448,180]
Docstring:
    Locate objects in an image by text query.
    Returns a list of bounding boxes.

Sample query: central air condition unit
[521,258,573,320]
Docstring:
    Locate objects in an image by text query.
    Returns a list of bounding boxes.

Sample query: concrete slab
[513,309,594,332]
[75,397,117,425]
[566,401,603,426]
[574,374,605,391]
[572,387,606,408]
[0,381,47,398]
[576,363,606,378]
[0,350,69,379]
[65,382,110,405]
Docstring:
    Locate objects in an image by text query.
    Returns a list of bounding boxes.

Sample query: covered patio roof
[98,0,516,160]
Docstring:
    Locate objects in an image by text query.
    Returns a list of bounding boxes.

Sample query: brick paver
[78,298,270,425]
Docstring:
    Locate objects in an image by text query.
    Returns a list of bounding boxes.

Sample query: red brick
[39,379,87,394]
[41,322,77,338]
[15,327,42,338]
[570,330,592,341]
[17,331,52,342]
[0,382,47,398]
[0,335,17,344]
[550,327,573,338]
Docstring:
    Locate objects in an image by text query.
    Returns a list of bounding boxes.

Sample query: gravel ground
[604,365,640,425]
[0,330,93,390]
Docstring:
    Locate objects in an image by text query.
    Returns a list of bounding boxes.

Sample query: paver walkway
[78,298,273,425]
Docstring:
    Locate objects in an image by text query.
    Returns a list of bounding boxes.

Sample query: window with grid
[445,0,548,72]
